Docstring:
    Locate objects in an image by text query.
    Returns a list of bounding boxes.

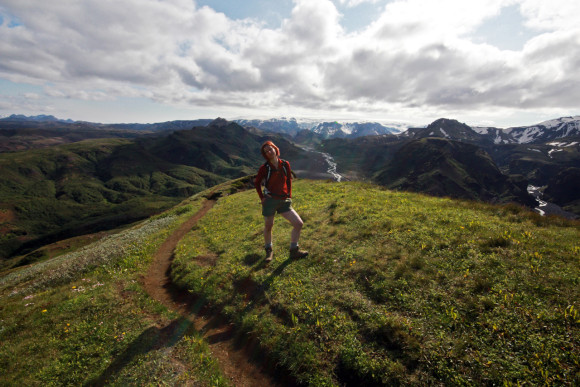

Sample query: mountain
[0,114,75,123]
[0,115,213,132]
[311,121,399,138]
[0,123,150,152]
[374,137,535,206]
[474,116,580,144]
[3,113,580,220]
[404,118,482,143]
[106,119,213,132]
[318,134,403,180]
[390,117,580,215]
[0,119,308,261]
[543,167,580,214]
[236,118,402,139]
[0,116,216,152]
[405,116,580,145]
[234,118,311,137]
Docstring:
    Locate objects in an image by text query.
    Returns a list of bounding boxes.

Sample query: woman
[254,141,308,262]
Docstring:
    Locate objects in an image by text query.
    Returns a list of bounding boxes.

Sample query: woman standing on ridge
[254,141,308,262]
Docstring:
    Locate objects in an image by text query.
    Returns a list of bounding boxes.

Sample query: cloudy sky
[0,0,579,128]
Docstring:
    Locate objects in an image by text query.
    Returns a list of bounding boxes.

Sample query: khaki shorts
[262,197,293,217]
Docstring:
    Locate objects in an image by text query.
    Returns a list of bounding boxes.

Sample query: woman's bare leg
[281,209,304,244]
[264,215,275,246]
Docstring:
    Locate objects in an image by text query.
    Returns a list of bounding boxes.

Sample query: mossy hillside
[0,138,226,261]
[0,194,230,386]
[172,179,579,386]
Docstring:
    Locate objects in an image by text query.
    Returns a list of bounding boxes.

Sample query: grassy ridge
[172,179,579,385]
[0,194,231,386]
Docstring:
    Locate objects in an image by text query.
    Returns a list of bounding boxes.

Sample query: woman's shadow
[85,317,194,386]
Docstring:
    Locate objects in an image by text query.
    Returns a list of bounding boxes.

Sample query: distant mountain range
[405,116,580,145]
[1,114,404,140]
[324,116,580,217]
[1,114,76,123]
[0,114,213,132]
[6,114,578,144]
[234,118,403,138]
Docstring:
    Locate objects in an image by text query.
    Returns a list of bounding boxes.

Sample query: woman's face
[263,145,277,160]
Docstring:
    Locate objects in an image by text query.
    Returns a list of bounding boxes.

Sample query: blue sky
[1,0,579,128]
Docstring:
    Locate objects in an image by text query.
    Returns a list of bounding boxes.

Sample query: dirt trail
[143,198,291,387]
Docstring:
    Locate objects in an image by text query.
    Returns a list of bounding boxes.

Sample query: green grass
[172,179,580,386]
[1,178,578,386]
[0,194,230,386]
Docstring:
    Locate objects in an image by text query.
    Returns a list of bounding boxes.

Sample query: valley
[1,114,579,268]
[1,114,579,386]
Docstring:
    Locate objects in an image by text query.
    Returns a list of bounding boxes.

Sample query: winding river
[298,146,344,182]
[320,151,343,182]
[527,185,578,219]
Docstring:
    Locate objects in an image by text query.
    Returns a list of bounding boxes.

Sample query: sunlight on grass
[0,197,229,386]
[172,179,579,385]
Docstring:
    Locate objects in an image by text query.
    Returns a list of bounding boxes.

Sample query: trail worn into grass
[143,198,292,387]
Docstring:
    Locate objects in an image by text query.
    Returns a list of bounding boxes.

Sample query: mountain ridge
[328,117,580,216]
[4,114,580,144]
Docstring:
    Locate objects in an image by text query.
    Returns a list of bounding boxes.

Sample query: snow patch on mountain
[538,116,580,128]
[236,118,404,139]
[471,117,580,145]
[505,126,534,143]
[547,141,578,147]
[472,127,491,135]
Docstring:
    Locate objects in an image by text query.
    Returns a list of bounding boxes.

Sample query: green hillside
[374,138,535,207]
[0,179,578,386]
[0,138,225,263]
[0,193,227,386]
[172,180,579,385]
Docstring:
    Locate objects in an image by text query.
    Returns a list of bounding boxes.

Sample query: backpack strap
[263,161,272,187]
[281,159,289,178]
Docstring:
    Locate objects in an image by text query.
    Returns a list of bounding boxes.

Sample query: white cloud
[0,0,578,125]
[336,0,382,7]
[520,0,580,31]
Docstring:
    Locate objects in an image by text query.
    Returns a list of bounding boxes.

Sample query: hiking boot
[289,246,308,259]
[265,247,274,262]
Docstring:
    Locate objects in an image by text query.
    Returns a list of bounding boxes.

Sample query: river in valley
[293,150,577,219]
[527,185,578,219]
[292,146,345,182]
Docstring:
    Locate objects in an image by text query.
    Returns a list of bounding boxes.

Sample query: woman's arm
[254,166,265,200]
